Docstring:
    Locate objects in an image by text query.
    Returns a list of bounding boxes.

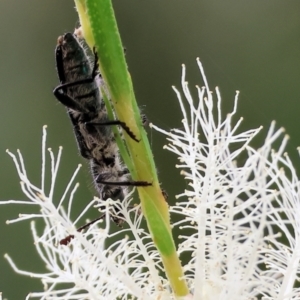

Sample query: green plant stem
[74,0,189,296]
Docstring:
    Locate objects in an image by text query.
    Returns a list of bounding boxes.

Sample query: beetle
[53,33,150,227]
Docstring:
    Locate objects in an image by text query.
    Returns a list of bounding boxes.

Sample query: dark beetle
[53,33,150,227]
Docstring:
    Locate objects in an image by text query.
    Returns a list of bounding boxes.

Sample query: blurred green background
[0,1,300,298]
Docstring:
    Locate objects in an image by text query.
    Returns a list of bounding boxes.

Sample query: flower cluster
[2,60,300,299]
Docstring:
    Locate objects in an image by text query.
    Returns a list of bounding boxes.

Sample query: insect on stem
[53,32,151,232]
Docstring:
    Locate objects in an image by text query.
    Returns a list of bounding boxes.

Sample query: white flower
[152,59,300,299]
[2,59,300,299]
[2,127,167,300]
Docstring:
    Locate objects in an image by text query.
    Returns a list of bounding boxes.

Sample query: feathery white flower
[152,59,300,299]
[2,59,300,299]
[2,127,168,300]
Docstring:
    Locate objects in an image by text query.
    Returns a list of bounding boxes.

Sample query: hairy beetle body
[54,33,128,222]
